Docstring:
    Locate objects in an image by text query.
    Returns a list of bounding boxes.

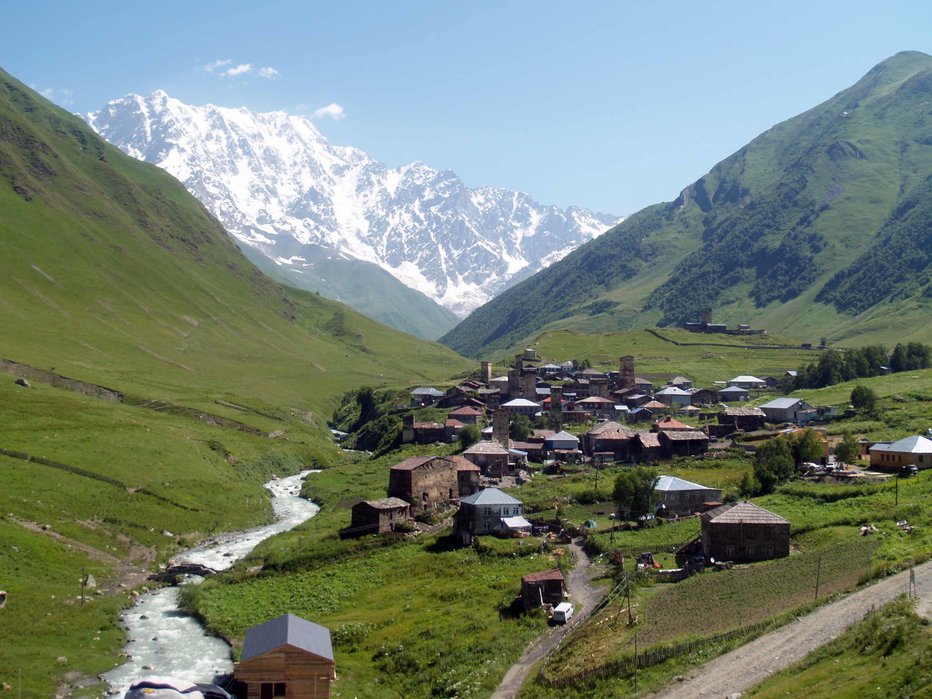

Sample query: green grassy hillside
[442,51,932,358]
[0,67,470,696]
[243,244,460,341]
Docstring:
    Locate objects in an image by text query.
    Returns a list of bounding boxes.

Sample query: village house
[463,439,512,477]
[401,414,448,444]
[690,387,720,405]
[654,386,692,408]
[653,417,692,431]
[388,456,468,512]
[501,397,541,416]
[668,376,694,389]
[521,569,566,610]
[448,405,483,425]
[582,421,637,461]
[631,431,662,461]
[869,435,932,471]
[759,397,815,423]
[701,502,790,563]
[718,406,767,432]
[718,385,750,402]
[234,614,335,699]
[634,377,655,394]
[455,487,529,545]
[410,386,445,407]
[654,475,722,518]
[346,497,411,537]
[572,395,617,419]
[659,429,710,458]
[726,375,768,390]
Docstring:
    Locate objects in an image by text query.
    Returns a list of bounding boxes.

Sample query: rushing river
[103,471,320,696]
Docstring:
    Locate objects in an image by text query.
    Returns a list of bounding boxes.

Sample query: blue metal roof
[241,613,333,662]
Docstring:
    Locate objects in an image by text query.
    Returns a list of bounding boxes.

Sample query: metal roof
[411,387,445,396]
[655,475,715,492]
[871,435,932,454]
[241,613,333,662]
[502,398,541,407]
[548,430,579,442]
[460,487,522,506]
[760,397,807,409]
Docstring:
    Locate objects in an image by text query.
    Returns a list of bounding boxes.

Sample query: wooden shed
[234,613,335,699]
[521,568,565,610]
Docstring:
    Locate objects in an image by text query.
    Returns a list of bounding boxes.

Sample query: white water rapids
[103,471,320,695]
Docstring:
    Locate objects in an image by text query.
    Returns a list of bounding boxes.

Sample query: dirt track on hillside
[491,539,605,699]
[651,560,932,698]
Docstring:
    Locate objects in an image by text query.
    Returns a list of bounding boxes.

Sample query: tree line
[788,342,930,390]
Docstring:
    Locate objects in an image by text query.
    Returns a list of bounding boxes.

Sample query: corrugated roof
[241,613,333,662]
[549,430,579,442]
[522,568,565,584]
[502,515,532,529]
[719,385,749,393]
[502,398,541,408]
[460,487,522,506]
[729,375,765,383]
[656,386,690,396]
[701,501,789,525]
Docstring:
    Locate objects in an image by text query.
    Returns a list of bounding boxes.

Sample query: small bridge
[148,563,218,583]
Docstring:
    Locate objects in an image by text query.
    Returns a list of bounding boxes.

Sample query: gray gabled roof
[411,386,445,397]
[655,475,716,492]
[760,397,807,410]
[460,487,522,507]
[241,613,333,662]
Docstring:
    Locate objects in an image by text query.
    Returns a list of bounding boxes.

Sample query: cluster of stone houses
[403,352,831,447]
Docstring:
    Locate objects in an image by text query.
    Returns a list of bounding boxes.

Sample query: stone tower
[480,361,493,385]
[619,355,635,391]
[492,408,510,447]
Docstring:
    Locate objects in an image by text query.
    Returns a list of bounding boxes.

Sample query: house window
[746,545,755,557]
[726,545,735,557]
[766,545,774,557]
[260,683,287,699]
[484,520,491,531]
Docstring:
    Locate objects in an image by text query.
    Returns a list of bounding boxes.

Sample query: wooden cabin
[234,613,335,699]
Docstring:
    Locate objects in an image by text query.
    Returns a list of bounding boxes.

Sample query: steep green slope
[243,245,460,340]
[0,67,471,695]
[0,66,469,415]
[442,52,932,358]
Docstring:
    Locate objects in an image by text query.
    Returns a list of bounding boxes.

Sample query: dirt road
[652,560,932,698]
[491,539,605,699]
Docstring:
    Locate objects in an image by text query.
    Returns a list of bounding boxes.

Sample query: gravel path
[491,539,605,699]
[652,560,932,699]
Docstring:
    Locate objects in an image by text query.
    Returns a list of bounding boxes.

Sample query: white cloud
[258,66,280,79]
[203,59,233,73]
[223,63,253,77]
[35,86,74,106]
[311,103,346,120]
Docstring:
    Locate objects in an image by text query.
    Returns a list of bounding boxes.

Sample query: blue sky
[4,1,930,214]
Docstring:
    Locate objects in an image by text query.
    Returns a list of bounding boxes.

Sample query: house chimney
[492,408,510,447]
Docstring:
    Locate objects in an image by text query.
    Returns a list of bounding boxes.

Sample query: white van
[552,602,574,624]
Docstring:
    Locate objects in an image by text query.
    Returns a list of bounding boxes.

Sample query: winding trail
[491,539,605,699]
[652,560,932,698]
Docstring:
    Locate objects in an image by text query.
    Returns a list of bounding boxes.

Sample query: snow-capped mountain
[85,92,620,316]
